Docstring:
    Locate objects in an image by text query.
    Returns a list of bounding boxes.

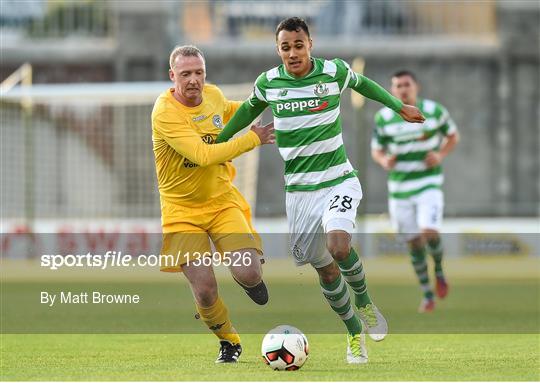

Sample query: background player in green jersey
[371,70,460,313]
[217,17,424,364]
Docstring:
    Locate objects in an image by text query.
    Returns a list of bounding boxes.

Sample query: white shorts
[285,177,363,268]
[389,188,444,241]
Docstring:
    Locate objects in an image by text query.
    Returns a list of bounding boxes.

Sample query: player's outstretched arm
[351,74,425,123]
[154,113,272,167]
[216,100,267,143]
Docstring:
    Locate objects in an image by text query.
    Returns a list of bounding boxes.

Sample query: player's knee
[326,230,351,261]
[231,249,262,286]
[326,242,350,261]
[193,283,218,307]
[234,266,262,287]
[329,247,349,261]
[408,236,424,251]
[422,230,439,243]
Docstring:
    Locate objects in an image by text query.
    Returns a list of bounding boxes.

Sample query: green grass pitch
[1,257,539,381]
[2,334,538,381]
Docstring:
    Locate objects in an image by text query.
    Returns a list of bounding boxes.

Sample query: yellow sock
[196,296,241,345]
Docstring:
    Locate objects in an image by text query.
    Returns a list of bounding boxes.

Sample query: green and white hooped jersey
[248,57,359,192]
[372,99,458,199]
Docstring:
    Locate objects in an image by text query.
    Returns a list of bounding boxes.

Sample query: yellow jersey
[151,84,260,226]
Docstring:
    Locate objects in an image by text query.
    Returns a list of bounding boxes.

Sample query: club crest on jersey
[292,244,306,262]
[212,115,223,129]
[314,81,329,98]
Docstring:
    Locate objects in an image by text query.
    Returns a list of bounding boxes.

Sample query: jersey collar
[282,58,317,80]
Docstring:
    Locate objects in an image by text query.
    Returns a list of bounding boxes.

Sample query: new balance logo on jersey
[278,89,288,97]
[276,99,326,113]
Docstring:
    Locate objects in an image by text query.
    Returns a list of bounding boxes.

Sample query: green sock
[427,237,444,278]
[320,273,363,335]
[337,247,372,308]
[410,246,434,300]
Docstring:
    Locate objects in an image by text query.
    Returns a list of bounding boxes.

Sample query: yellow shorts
[160,187,262,272]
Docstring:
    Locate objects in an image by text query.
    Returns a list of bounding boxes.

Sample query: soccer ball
[261,325,309,371]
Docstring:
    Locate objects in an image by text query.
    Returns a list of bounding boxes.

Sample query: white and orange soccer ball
[261,325,309,371]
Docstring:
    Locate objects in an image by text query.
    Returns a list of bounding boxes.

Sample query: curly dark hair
[275,17,310,40]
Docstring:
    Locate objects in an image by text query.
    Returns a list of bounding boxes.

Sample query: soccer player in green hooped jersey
[217,17,425,364]
[371,70,459,313]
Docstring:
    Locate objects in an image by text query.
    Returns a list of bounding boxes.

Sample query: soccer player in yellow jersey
[151,45,275,363]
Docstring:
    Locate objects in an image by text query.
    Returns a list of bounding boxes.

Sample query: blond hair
[169,45,205,69]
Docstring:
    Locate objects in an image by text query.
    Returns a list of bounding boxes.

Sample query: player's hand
[425,151,442,168]
[251,122,275,145]
[399,104,425,123]
[381,155,397,171]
